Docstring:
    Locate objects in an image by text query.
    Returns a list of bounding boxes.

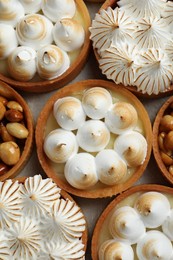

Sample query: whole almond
[6,122,29,139]
[0,96,8,106]
[5,109,23,122]
[0,141,20,165]
[0,123,15,142]
[7,101,23,112]
[0,102,6,121]
[0,162,9,175]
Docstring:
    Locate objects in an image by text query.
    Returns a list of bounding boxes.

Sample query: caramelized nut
[0,123,15,142]
[169,165,173,175]
[5,109,23,122]
[0,141,20,165]
[0,96,8,106]
[0,162,9,175]
[160,151,173,166]
[7,101,23,112]
[164,131,173,151]
[160,115,173,132]
[158,132,166,151]
[0,102,6,121]
[6,122,29,139]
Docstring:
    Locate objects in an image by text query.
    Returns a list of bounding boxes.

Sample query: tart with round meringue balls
[92,184,173,260]
[0,81,33,181]
[153,96,173,185]
[0,0,91,93]
[0,174,87,259]
[90,0,173,98]
[36,79,152,198]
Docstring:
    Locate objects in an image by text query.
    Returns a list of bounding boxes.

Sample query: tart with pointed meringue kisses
[36,79,152,198]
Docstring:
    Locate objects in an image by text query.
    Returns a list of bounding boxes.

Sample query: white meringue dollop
[7,46,37,81]
[99,239,134,260]
[53,96,86,131]
[36,44,70,80]
[0,24,18,60]
[136,230,173,260]
[64,153,98,189]
[76,120,110,152]
[19,0,42,14]
[81,87,112,119]
[114,131,147,167]
[44,129,78,164]
[105,102,138,134]
[53,18,85,52]
[109,206,146,244]
[162,209,173,241]
[134,191,171,228]
[95,149,127,185]
[41,0,76,23]
[16,14,53,50]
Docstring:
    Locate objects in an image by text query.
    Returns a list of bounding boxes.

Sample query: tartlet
[90,0,173,98]
[0,81,33,181]
[153,96,173,184]
[0,0,91,93]
[91,184,173,260]
[36,79,152,198]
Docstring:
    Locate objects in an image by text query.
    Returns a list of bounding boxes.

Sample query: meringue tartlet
[0,0,91,93]
[0,175,87,259]
[36,79,152,198]
[92,184,173,260]
[90,0,173,97]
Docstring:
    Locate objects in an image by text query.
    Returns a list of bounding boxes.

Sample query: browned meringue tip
[0,81,34,181]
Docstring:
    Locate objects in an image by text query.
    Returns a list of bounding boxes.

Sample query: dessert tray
[92,184,173,259]
[89,0,173,97]
[0,175,87,259]
[36,79,152,198]
[0,0,91,93]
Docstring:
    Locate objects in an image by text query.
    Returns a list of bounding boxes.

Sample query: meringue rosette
[0,240,11,260]
[19,0,42,14]
[162,209,173,241]
[53,97,86,131]
[99,239,134,260]
[81,87,112,120]
[41,0,76,23]
[53,18,85,52]
[105,102,138,134]
[44,129,78,163]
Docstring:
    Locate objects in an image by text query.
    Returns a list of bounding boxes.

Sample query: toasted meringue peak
[38,240,85,260]
[77,120,110,152]
[20,175,61,219]
[99,239,134,260]
[0,0,25,27]
[41,198,86,242]
[134,192,171,228]
[64,153,98,189]
[165,40,173,61]
[162,209,173,241]
[114,131,147,167]
[19,0,42,14]
[105,102,138,134]
[7,46,36,81]
[41,0,76,23]
[0,24,18,60]
[136,230,173,260]
[6,216,41,260]
[133,15,170,50]
[53,18,85,52]
[0,180,22,229]
[53,97,86,131]
[44,129,78,163]
[162,1,173,31]
[36,44,70,80]
[95,149,127,185]
[16,14,53,50]
[0,240,11,260]
[134,48,173,95]
[109,206,146,244]
[117,0,167,20]
[81,87,112,120]
[99,43,136,86]
[90,7,135,54]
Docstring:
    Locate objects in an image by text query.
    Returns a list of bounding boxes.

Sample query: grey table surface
[17,2,173,259]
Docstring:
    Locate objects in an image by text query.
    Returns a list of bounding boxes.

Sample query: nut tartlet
[90,0,173,98]
[92,184,173,260]
[36,79,152,198]
[0,0,91,93]
[153,96,173,184]
[0,175,87,259]
[0,81,33,181]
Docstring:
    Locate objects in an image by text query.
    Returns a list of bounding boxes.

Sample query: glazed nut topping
[0,96,29,170]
